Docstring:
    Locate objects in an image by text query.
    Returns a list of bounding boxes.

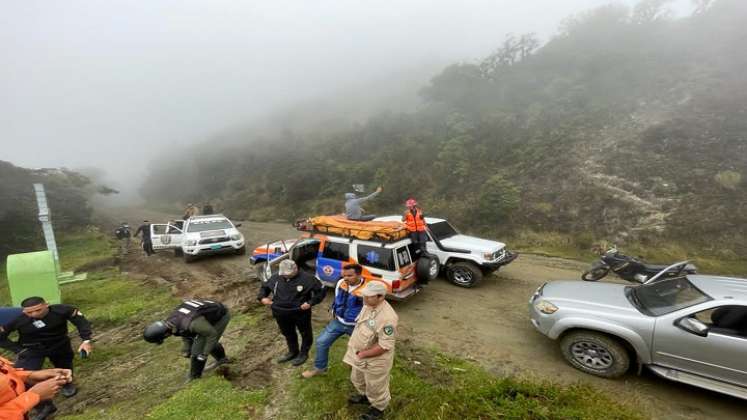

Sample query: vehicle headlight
[185,239,197,246]
[230,234,242,241]
[534,300,558,314]
[483,252,494,260]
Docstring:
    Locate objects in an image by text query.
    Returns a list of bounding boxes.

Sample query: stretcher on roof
[299,215,408,242]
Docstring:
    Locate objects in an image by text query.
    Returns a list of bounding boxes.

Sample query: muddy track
[99,208,745,420]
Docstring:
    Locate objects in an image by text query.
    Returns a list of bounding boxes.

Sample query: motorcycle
[582,247,697,283]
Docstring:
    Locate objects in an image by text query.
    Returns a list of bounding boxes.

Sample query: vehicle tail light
[391,280,401,291]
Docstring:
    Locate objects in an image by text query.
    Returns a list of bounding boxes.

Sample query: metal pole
[33,183,60,273]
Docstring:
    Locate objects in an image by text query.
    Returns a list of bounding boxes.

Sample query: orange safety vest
[403,209,426,232]
[0,357,40,420]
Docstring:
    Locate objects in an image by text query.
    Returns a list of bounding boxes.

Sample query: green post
[6,250,61,306]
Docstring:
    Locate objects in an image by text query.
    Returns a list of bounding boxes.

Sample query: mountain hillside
[141,0,747,258]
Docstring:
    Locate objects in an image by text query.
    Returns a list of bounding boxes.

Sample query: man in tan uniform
[343,281,398,420]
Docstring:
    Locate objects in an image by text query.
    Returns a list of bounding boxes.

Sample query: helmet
[406,198,417,207]
[143,321,171,344]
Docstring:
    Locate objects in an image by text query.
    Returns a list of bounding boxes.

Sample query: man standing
[402,198,427,255]
[345,186,383,221]
[0,357,72,420]
[343,281,398,420]
[302,263,365,378]
[258,260,325,366]
[114,222,131,255]
[202,201,214,215]
[143,298,231,381]
[133,220,154,256]
[0,297,94,420]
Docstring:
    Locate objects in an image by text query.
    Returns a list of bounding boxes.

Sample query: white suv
[150,214,246,262]
[373,216,516,287]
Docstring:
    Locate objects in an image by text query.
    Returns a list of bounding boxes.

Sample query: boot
[189,356,207,380]
[360,406,384,420]
[30,401,58,420]
[61,382,78,397]
[207,343,230,369]
[290,353,308,366]
[348,394,369,405]
[276,352,298,363]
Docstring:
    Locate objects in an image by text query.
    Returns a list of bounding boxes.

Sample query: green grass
[287,343,644,420]
[57,230,114,272]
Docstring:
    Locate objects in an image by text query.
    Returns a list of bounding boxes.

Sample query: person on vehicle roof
[0,297,93,420]
[143,299,231,381]
[403,198,427,255]
[0,356,72,420]
[302,263,365,379]
[133,220,154,256]
[257,260,325,367]
[345,186,383,221]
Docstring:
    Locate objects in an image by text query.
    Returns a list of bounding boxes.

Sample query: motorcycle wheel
[582,265,610,281]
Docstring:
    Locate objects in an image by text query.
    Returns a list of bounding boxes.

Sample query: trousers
[273,310,313,355]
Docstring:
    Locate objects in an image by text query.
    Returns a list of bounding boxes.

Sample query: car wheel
[560,331,630,378]
[446,261,483,288]
[235,246,247,256]
[184,254,196,264]
[174,248,184,257]
[415,255,440,284]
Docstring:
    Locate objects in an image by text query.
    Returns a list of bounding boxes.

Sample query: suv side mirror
[677,317,709,337]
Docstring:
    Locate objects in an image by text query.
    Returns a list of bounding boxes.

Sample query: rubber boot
[189,356,207,381]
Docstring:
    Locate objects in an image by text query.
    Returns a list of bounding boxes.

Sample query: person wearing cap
[143,299,231,381]
[302,263,365,379]
[402,198,427,253]
[0,297,93,420]
[343,281,398,420]
[345,186,383,221]
[257,260,325,366]
[133,220,154,256]
[0,356,72,420]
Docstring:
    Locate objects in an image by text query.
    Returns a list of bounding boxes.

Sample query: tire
[235,246,247,256]
[184,254,196,264]
[560,331,630,378]
[415,255,440,284]
[446,261,483,288]
[174,248,184,257]
[582,264,610,281]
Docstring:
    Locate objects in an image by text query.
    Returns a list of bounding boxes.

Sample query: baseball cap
[361,281,387,297]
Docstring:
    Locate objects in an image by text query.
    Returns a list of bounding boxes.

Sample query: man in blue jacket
[302,263,365,378]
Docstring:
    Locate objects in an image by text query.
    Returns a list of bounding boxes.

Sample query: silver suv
[529,262,747,400]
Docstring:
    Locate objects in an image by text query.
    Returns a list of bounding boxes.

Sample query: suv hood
[439,234,505,253]
[541,281,640,314]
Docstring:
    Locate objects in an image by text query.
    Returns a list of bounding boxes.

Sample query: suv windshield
[187,219,234,232]
[630,277,711,316]
[428,221,458,240]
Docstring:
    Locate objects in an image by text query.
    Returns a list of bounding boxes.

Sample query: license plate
[210,245,221,250]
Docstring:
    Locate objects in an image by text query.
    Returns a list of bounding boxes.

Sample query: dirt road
[106,208,745,420]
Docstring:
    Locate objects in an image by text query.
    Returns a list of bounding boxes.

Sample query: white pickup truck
[373,215,517,287]
[150,214,246,262]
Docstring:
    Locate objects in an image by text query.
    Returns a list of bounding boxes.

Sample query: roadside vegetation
[0,232,647,419]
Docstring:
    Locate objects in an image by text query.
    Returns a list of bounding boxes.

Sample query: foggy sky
[0,0,692,197]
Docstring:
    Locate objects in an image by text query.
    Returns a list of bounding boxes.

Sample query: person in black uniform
[258,259,325,366]
[133,220,154,256]
[0,296,93,420]
[143,299,231,380]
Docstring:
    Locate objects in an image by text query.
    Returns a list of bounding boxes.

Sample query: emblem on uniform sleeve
[297,285,303,292]
[322,265,334,276]
[383,325,394,336]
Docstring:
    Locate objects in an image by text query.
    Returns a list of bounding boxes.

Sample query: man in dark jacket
[0,297,94,420]
[258,260,325,366]
[143,299,231,380]
[133,220,154,256]
[302,263,365,378]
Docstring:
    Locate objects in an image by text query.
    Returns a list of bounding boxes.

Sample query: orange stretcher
[301,215,409,242]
